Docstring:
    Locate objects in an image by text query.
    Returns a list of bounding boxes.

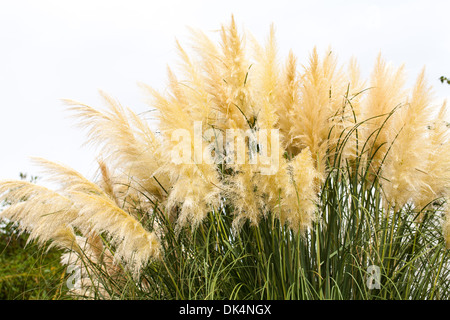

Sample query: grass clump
[0,17,449,300]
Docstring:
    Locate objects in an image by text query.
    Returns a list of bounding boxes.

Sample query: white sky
[0,0,449,181]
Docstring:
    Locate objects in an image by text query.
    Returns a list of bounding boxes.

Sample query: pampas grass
[1,17,449,300]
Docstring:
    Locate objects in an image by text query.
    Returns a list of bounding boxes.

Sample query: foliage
[440,76,450,85]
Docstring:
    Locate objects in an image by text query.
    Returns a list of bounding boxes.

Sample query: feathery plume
[64,94,168,203]
[284,147,320,232]
[289,47,344,179]
[361,54,407,172]
[0,180,78,252]
[414,101,450,213]
[381,68,434,208]
[70,191,160,275]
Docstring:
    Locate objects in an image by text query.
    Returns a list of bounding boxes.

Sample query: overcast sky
[0,0,449,181]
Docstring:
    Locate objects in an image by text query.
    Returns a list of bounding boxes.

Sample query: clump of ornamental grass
[0,17,449,299]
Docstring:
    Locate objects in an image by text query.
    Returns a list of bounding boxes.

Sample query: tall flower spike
[290,47,341,179]
[252,23,280,133]
[382,68,434,208]
[208,16,254,131]
[279,50,300,154]
[362,53,406,173]
[174,40,212,126]
[414,101,450,213]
